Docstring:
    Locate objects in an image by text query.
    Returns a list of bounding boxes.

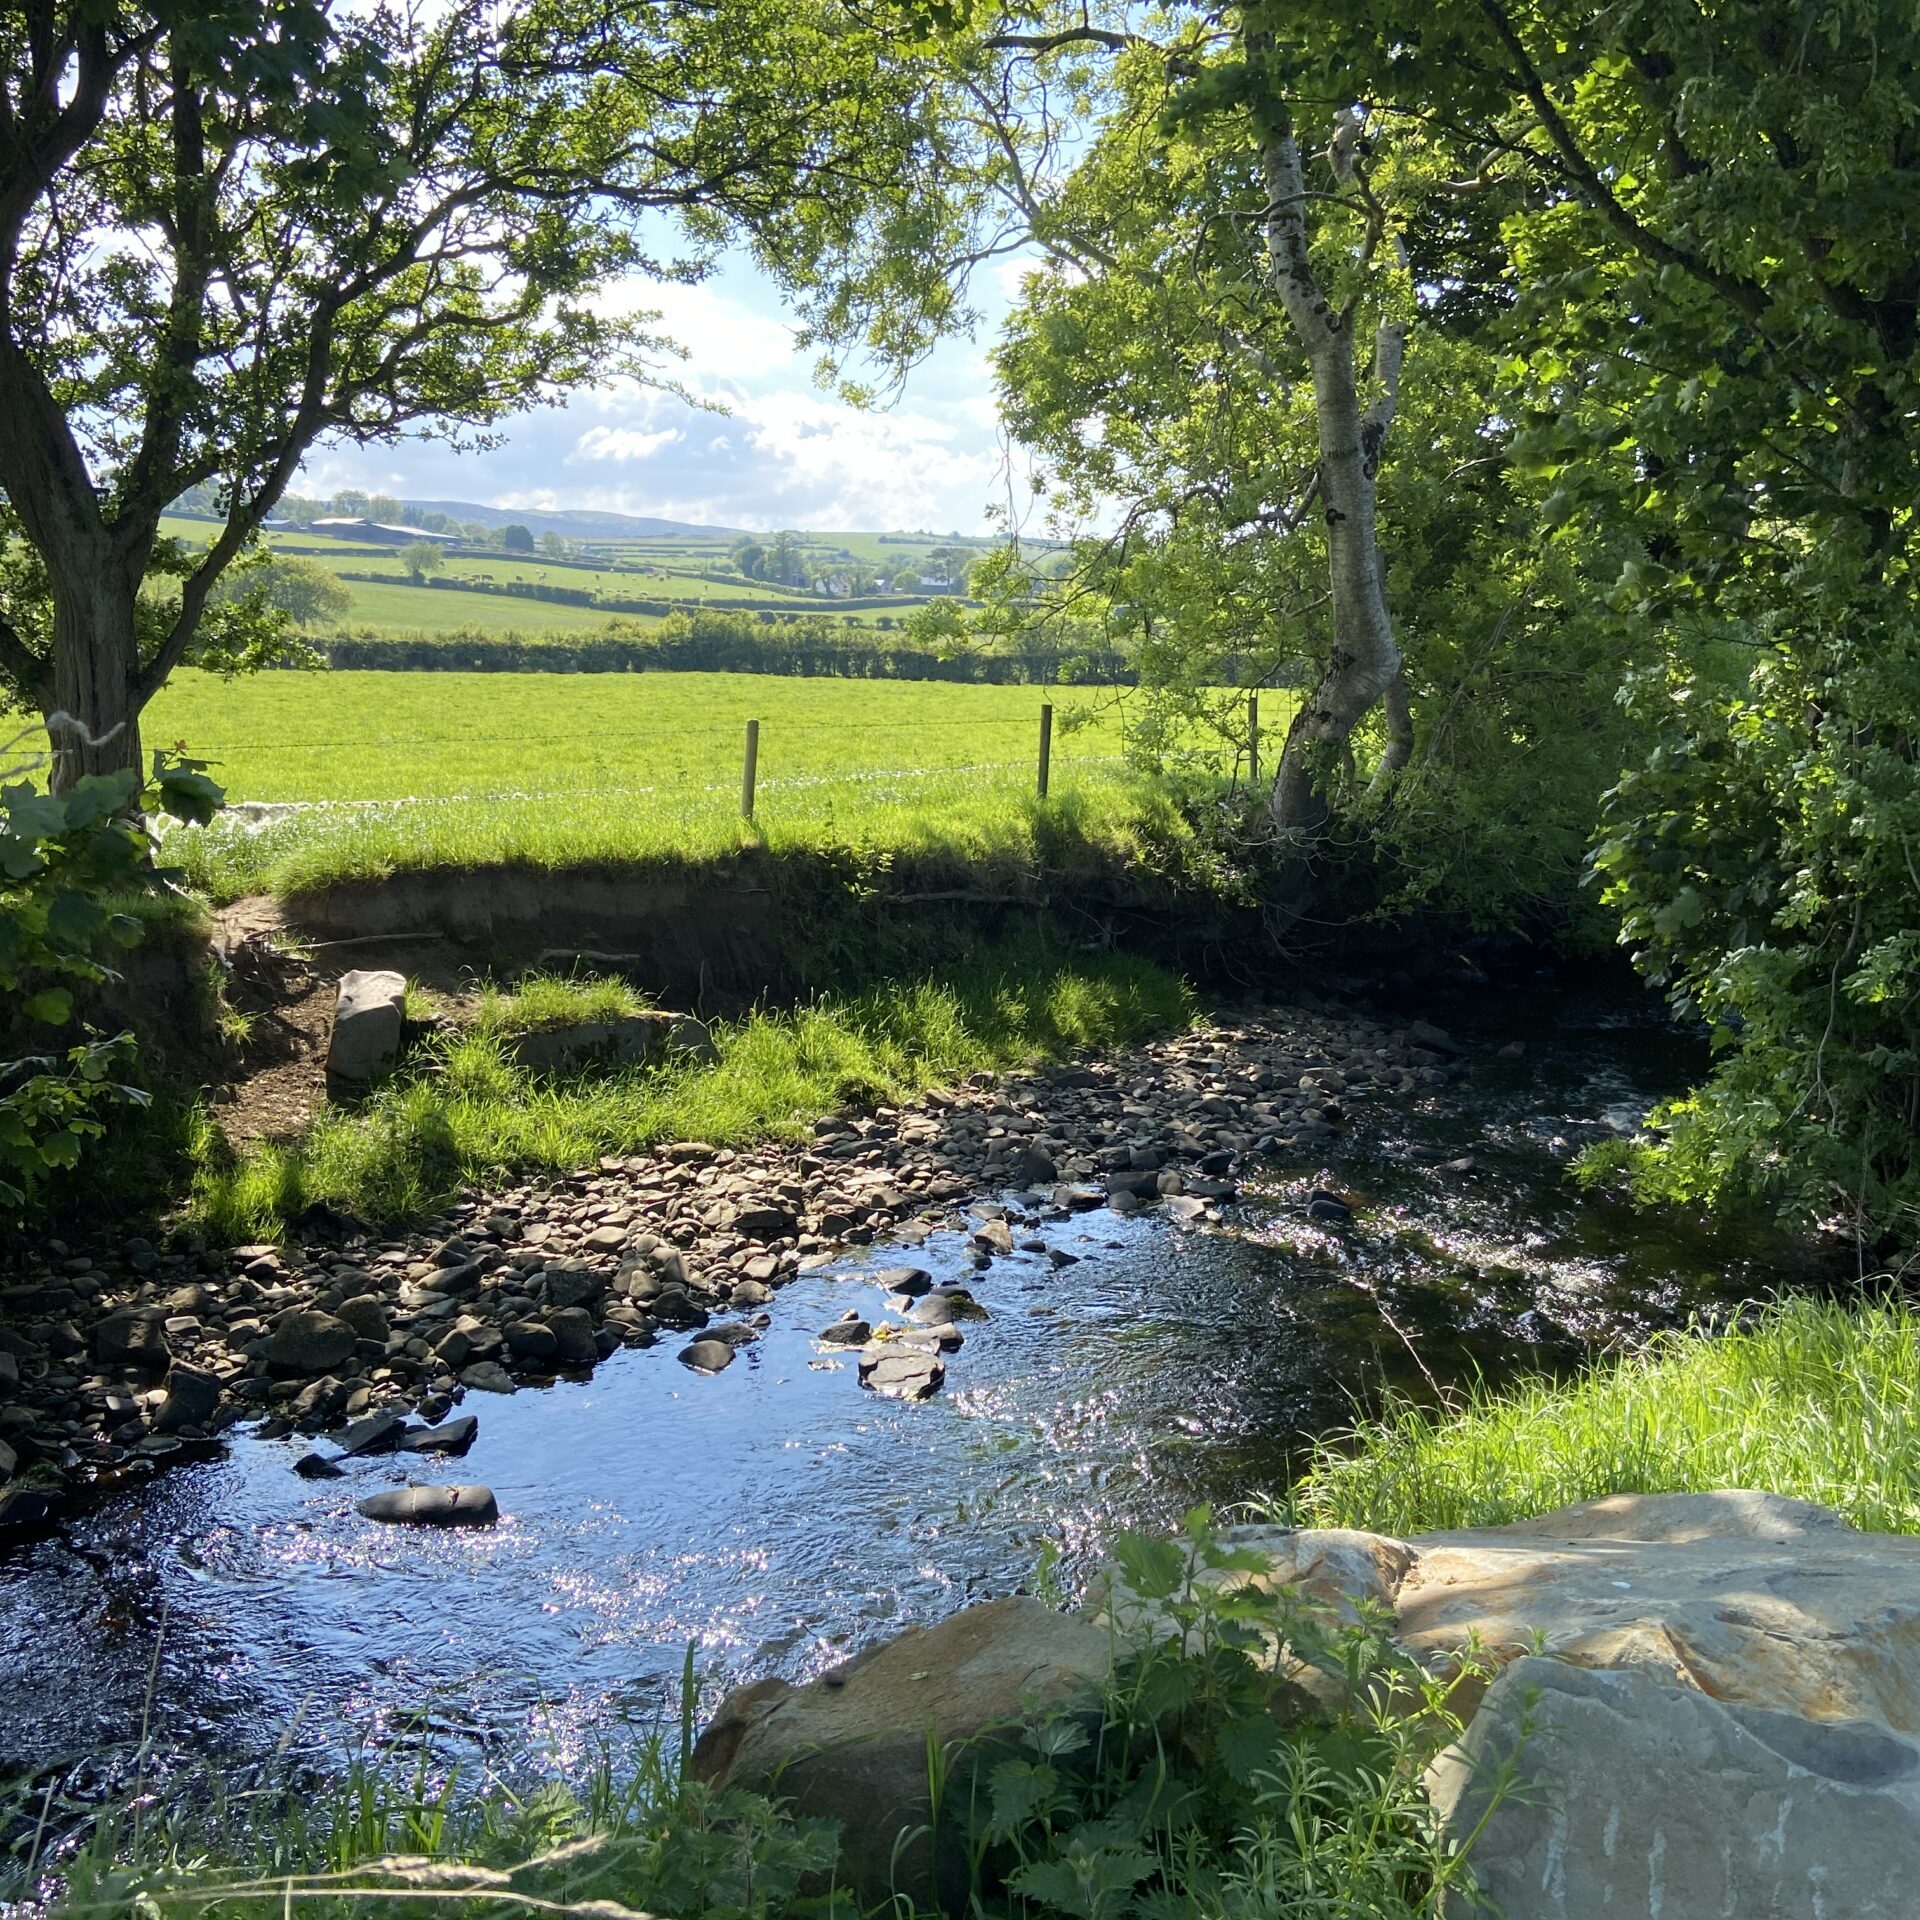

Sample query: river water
[0,985,1815,1804]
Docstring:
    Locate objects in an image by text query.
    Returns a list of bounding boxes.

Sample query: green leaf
[21,987,73,1025]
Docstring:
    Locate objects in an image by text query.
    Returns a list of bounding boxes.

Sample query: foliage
[214,556,353,632]
[1295,1294,1920,1539]
[402,543,449,585]
[1470,0,1920,1244]
[19,1658,845,1920]
[952,1510,1509,1920]
[0,724,223,1215]
[191,946,1192,1236]
[0,514,313,706]
[0,0,970,774]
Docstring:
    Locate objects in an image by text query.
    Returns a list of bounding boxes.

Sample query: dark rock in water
[503,1318,559,1365]
[153,1364,221,1434]
[266,1309,357,1375]
[400,1414,478,1456]
[910,1289,988,1328]
[0,1488,54,1530]
[293,1451,346,1479]
[725,1201,799,1243]
[1305,1189,1354,1224]
[460,1360,517,1394]
[705,1321,761,1348]
[94,1308,169,1371]
[1163,1196,1207,1223]
[1046,1248,1081,1269]
[862,1349,945,1400]
[1441,1156,1477,1174]
[650,1288,710,1330]
[818,1315,871,1346]
[423,1258,483,1299]
[355,1484,499,1527]
[970,1219,1015,1257]
[1406,1018,1465,1057]
[679,1338,735,1374]
[546,1307,598,1366]
[546,1261,605,1310]
[337,1410,408,1457]
[872,1266,933,1297]
[1052,1184,1105,1212]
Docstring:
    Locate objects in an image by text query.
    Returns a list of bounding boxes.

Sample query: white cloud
[570,423,682,463]
[590,277,800,382]
[301,257,1020,533]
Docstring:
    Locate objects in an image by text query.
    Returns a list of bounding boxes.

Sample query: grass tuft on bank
[1294,1293,1920,1537]
[192,950,1193,1239]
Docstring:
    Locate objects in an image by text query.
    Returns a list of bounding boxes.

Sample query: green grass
[143,668,1161,901]
[324,577,632,634]
[1294,1293,1920,1536]
[467,972,653,1037]
[146,668,1127,803]
[193,949,1193,1237]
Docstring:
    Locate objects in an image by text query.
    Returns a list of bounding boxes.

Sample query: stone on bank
[694,1491,1920,1919]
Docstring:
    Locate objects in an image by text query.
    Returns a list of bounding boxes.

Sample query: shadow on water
[0,984,1822,1799]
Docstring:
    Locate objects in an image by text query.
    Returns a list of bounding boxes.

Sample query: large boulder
[690,1596,1111,1910]
[326,969,407,1082]
[1431,1656,1919,1918]
[1101,1491,1920,1918]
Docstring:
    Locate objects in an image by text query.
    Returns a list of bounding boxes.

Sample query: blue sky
[301,256,1031,536]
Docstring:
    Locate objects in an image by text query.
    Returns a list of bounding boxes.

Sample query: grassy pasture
[145,667,1170,898]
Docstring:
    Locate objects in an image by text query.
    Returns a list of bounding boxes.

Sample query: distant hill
[405,500,745,541]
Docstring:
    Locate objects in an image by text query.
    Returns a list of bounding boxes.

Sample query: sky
[300,256,1033,537]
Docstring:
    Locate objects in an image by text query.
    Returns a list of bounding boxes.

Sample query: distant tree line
[313,609,1139,684]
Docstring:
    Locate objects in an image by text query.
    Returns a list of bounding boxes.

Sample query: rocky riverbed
[0,997,1467,1522]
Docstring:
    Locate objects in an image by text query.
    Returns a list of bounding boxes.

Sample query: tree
[537,531,568,559]
[890,568,922,593]
[501,525,537,555]
[0,0,960,786]
[212,555,351,630]
[402,541,448,585]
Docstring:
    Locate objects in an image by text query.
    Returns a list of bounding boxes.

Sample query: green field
[157,514,974,639]
[148,668,1174,899]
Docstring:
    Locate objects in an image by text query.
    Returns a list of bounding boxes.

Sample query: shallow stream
[0,985,1817,1801]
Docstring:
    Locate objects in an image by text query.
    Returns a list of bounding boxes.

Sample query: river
[0,983,1816,1810]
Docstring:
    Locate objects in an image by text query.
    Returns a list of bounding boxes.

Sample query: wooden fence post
[1248,693,1260,786]
[741,718,759,820]
[1038,703,1054,798]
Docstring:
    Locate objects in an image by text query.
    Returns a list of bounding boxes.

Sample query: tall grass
[1294,1294,1920,1536]
[193,951,1193,1238]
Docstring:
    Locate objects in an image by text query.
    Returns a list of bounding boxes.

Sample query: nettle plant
[933,1511,1516,1920]
[0,717,222,1214]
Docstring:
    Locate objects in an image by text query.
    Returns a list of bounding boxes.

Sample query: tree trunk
[45,568,143,790]
[1242,19,1408,883]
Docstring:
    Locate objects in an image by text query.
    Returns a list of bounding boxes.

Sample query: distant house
[310,517,460,547]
